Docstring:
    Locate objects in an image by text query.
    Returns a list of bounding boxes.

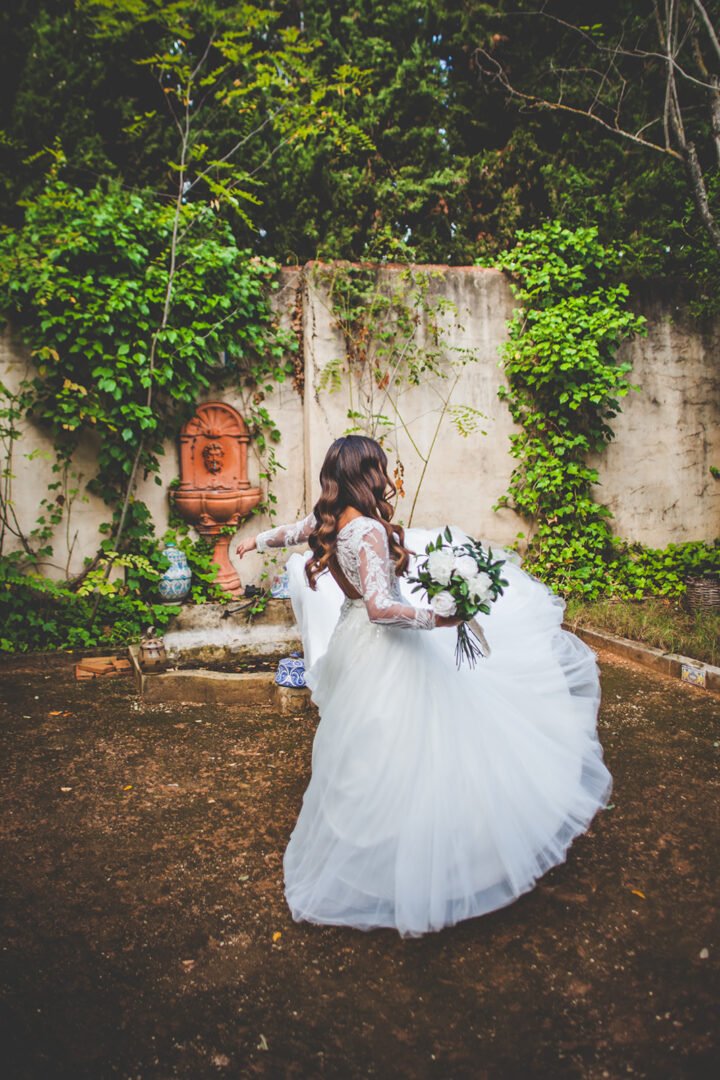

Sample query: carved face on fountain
[202,441,224,474]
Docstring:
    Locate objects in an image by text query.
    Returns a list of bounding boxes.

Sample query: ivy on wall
[2,201,719,651]
[493,221,720,597]
[2,170,288,500]
[0,168,294,650]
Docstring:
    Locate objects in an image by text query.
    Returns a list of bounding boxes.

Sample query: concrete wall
[591,296,720,543]
[2,265,718,586]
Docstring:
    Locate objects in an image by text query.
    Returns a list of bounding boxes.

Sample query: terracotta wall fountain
[172,402,261,595]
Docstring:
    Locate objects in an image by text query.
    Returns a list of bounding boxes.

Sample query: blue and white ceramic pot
[270,565,291,599]
[275,653,306,688]
[158,543,192,602]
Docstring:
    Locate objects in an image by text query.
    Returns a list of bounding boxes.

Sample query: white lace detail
[336,518,436,630]
[256,512,315,553]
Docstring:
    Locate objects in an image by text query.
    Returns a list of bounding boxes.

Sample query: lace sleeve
[256,512,315,553]
[357,523,436,630]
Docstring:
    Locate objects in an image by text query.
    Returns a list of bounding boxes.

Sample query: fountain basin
[128,599,314,715]
[172,487,262,527]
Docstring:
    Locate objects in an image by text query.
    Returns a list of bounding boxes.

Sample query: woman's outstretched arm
[236,512,315,558]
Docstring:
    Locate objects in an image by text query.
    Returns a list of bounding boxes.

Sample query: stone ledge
[163,598,302,668]
[167,598,297,631]
[128,644,314,714]
[566,624,720,694]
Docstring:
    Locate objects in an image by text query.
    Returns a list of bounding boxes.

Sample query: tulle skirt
[282,527,611,937]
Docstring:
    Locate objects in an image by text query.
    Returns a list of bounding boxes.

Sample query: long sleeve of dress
[256,512,315,553]
[356,523,436,630]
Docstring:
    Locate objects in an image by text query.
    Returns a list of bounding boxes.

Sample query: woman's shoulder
[338,515,388,541]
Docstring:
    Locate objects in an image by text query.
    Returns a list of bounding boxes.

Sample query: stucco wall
[2,265,718,586]
[592,297,720,543]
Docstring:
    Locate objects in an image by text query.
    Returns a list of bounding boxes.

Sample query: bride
[236,435,611,937]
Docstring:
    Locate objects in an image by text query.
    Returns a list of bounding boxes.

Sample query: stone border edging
[566,623,720,694]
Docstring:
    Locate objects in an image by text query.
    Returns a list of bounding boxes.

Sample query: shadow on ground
[0,649,718,1080]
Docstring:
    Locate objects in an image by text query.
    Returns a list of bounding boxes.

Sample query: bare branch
[190,31,216,82]
[156,70,184,139]
[500,5,718,91]
[653,0,668,50]
[684,140,720,254]
[663,55,673,149]
[692,0,720,65]
[476,0,720,259]
[184,106,286,196]
[474,48,683,161]
[607,48,720,92]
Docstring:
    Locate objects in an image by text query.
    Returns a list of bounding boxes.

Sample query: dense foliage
[493,222,645,593]
[1,1,718,307]
[1,169,286,504]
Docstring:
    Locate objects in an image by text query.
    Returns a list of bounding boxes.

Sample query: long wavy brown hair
[305,436,412,591]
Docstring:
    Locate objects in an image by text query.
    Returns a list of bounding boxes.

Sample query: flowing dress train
[256,514,611,937]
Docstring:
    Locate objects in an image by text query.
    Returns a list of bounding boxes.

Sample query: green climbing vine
[493,221,720,598]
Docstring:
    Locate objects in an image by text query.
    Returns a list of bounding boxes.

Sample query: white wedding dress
[256,514,611,937]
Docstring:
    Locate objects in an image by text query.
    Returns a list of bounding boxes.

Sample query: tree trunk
[709,75,720,169]
[684,141,720,255]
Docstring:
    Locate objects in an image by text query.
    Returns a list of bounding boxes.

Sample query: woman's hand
[236,536,257,559]
[435,614,463,628]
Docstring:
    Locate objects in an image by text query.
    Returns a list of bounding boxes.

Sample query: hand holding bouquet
[409,527,509,668]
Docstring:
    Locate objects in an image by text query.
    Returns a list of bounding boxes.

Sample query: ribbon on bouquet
[468,618,491,658]
[455,618,492,668]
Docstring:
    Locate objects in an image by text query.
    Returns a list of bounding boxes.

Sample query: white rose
[426,548,455,586]
[431,591,457,617]
[468,572,493,602]
[454,554,478,581]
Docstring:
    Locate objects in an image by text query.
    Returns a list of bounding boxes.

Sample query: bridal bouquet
[409,527,509,668]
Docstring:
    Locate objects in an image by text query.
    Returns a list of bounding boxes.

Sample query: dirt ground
[0,648,718,1080]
